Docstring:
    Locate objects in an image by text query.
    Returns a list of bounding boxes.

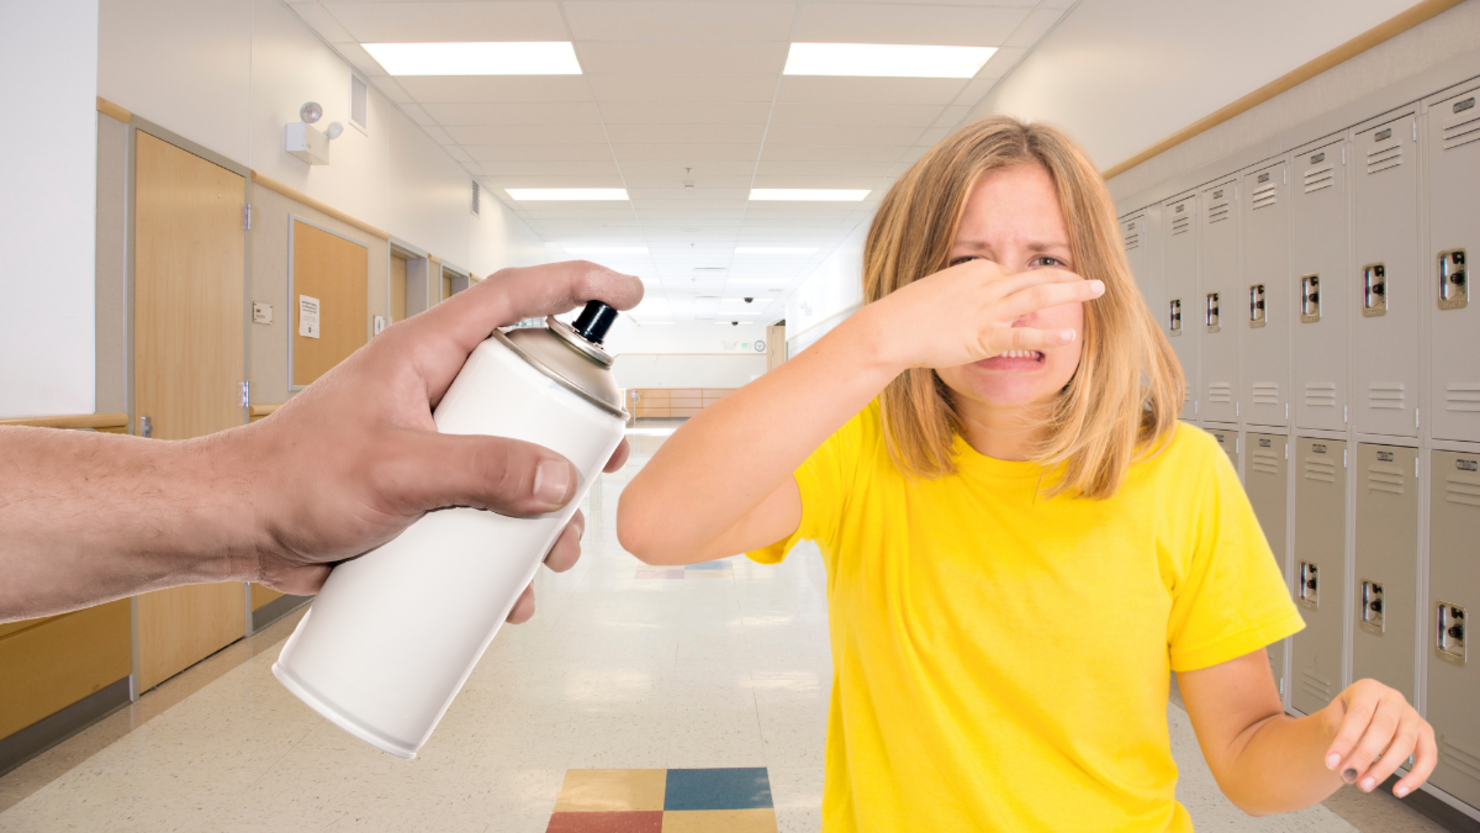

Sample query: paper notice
[299,295,320,339]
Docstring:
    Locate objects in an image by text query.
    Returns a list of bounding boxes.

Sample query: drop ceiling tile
[445,145,475,164]
[399,102,436,126]
[446,124,611,145]
[619,159,757,176]
[763,125,925,146]
[421,102,603,126]
[603,123,766,145]
[465,144,614,162]
[598,101,774,125]
[754,160,896,177]
[562,1,796,41]
[628,188,751,201]
[330,42,388,78]
[397,76,593,104]
[490,176,628,188]
[480,159,621,176]
[323,2,569,43]
[974,46,1029,83]
[588,74,778,102]
[423,124,455,144]
[612,144,762,161]
[776,77,968,105]
[931,104,971,129]
[749,175,881,189]
[791,4,1027,46]
[622,174,755,189]
[1005,8,1064,48]
[293,4,356,43]
[760,144,910,162]
[373,77,415,104]
[627,199,751,211]
[768,102,943,127]
[575,41,789,75]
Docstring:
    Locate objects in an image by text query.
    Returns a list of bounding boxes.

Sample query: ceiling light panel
[506,189,629,201]
[364,42,583,76]
[784,44,996,79]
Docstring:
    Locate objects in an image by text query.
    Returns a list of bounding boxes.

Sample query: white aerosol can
[272,301,628,759]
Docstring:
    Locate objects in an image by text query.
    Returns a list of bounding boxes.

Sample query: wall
[1106,1,1480,202]
[95,114,129,415]
[784,221,868,354]
[604,320,769,390]
[0,0,99,419]
[612,355,768,389]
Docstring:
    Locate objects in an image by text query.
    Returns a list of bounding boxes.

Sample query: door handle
[138,415,153,438]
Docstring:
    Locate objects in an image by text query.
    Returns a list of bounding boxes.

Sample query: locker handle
[1438,249,1467,310]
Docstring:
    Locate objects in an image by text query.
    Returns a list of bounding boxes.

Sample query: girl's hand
[1319,679,1436,798]
[860,258,1105,372]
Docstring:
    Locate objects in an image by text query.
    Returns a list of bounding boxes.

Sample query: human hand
[1319,678,1436,798]
[230,261,643,623]
[860,258,1104,371]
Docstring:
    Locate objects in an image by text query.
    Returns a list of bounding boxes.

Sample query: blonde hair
[865,116,1184,499]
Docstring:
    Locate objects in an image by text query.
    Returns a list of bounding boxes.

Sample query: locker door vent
[1299,669,1333,702]
[1252,447,1281,475]
[1124,232,1140,250]
[1303,163,1334,193]
[1445,467,1480,507]
[1442,97,1480,150]
[1172,215,1191,235]
[1438,736,1480,780]
[1367,382,1406,410]
[1252,382,1280,405]
[1365,139,1403,175]
[1365,462,1405,495]
[1304,382,1337,408]
[1207,202,1232,224]
[1207,382,1233,403]
[1251,183,1277,209]
[1445,383,1480,413]
[1303,455,1337,483]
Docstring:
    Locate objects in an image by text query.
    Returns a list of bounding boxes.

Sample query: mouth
[998,350,1044,361]
[976,350,1046,370]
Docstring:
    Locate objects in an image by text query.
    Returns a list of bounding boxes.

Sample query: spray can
[272,301,627,759]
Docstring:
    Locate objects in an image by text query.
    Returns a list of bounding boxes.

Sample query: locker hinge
[240,381,250,408]
[1413,121,1418,141]
[1416,458,1420,477]
[1416,408,1421,429]
[1285,403,1290,420]
[244,204,252,230]
[1342,146,1347,164]
[1283,168,1288,184]
[1344,449,1348,468]
[1344,405,1349,424]
[1285,444,1289,460]
[1236,402,1240,418]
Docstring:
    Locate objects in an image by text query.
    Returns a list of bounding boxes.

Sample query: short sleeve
[746,403,876,565]
[1166,431,1305,672]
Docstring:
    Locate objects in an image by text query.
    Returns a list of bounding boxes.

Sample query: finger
[1341,694,1405,787]
[603,438,631,473]
[981,326,1079,356]
[1358,711,1423,792]
[977,266,1089,298]
[378,430,578,517]
[545,510,584,573]
[505,583,536,624]
[997,278,1106,322]
[1325,687,1377,771]
[1394,723,1438,799]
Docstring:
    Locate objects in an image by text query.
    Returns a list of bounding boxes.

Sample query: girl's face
[936,164,1086,413]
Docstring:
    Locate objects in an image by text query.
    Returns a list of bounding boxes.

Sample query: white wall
[603,319,769,389]
[612,355,768,389]
[0,1,99,418]
[784,221,868,353]
[603,320,768,355]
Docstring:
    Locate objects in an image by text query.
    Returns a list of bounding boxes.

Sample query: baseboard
[1383,775,1480,833]
[0,678,130,778]
[252,594,311,633]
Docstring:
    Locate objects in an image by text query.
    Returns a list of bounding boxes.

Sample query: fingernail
[1342,769,1358,784]
[1326,753,1341,770]
[1361,777,1376,791]
[1090,280,1105,294]
[1060,329,1076,343]
[1395,786,1409,798]
[535,460,572,506]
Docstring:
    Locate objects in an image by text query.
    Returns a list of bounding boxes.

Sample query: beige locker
[1351,444,1418,705]
[1247,433,1291,699]
[1291,438,1347,715]
[1208,426,1240,477]
[1428,450,1480,808]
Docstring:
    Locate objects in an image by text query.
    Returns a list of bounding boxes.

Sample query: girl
[617,117,1435,832]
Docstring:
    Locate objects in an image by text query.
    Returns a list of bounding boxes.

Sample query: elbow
[615,493,674,565]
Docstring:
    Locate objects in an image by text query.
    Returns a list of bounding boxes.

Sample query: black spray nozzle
[572,300,618,345]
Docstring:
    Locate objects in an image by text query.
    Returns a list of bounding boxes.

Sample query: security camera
[732,321,739,326]
[744,297,754,303]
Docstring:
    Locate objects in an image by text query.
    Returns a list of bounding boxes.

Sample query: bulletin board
[289,218,369,388]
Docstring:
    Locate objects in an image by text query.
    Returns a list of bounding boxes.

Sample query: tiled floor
[0,419,1452,832]
[546,767,775,831]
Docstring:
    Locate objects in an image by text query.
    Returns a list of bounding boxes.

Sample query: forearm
[619,308,901,562]
[0,427,262,621]
[1217,712,1344,815]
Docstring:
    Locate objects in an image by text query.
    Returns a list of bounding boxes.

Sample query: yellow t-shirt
[748,403,1303,833]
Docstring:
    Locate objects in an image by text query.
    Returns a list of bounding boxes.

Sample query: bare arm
[0,262,642,623]
[617,261,1105,565]
[1179,649,1436,816]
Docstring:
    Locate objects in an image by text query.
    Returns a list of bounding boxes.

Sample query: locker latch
[1362,263,1387,316]
[1205,293,1221,332]
[1360,580,1385,635]
[1436,603,1466,666]
[1249,284,1266,327]
[1298,561,1319,609]
[1169,299,1182,335]
[1300,275,1321,323]
[1438,249,1467,310]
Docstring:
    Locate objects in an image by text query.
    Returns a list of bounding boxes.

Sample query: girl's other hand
[860,258,1105,372]
[1319,679,1436,798]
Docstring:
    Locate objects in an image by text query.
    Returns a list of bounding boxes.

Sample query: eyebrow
[951,239,1071,252]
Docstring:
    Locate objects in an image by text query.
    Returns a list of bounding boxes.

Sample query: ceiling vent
[350,76,368,132]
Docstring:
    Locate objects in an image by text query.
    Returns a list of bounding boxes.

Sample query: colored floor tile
[546,810,664,833]
[634,568,685,579]
[684,561,732,571]
[661,809,777,833]
[664,768,773,811]
[554,769,667,812]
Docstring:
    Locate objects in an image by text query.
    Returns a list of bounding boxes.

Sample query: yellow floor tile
[553,768,667,812]
[662,808,777,833]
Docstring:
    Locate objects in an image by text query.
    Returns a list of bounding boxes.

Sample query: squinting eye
[1032,256,1065,268]
[949,255,983,267]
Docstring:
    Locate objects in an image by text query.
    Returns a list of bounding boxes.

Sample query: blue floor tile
[663,767,773,811]
[684,561,731,571]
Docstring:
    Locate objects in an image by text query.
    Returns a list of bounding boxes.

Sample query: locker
[1351,444,1418,705]
[1242,160,1291,428]
[1246,433,1290,699]
[1291,437,1347,715]
[1162,193,1199,420]
[1208,425,1240,476]
[1427,86,1480,443]
[1199,180,1240,424]
[1428,450,1480,808]
[1289,139,1351,432]
[1352,113,1421,437]
[1121,210,1164,331]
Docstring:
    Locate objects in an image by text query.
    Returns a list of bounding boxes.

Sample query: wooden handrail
[96,96,131,123]
[0,413,129,430]
[249,404,282,418]
[250,172,391,241]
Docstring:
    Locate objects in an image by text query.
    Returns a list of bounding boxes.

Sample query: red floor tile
[546,810,665,833]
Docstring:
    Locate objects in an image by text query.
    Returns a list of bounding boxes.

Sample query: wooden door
[389,252,408,322]
[767,324,786,372]
[133,131,247,691]
[290,220,368,387]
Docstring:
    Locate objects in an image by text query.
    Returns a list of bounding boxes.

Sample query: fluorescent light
[783,43,995,79]
[562,245,649,255]
[750,189,870,201]
[506,189,629,201]
[363,42,582,76]
[735,247,818,254]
